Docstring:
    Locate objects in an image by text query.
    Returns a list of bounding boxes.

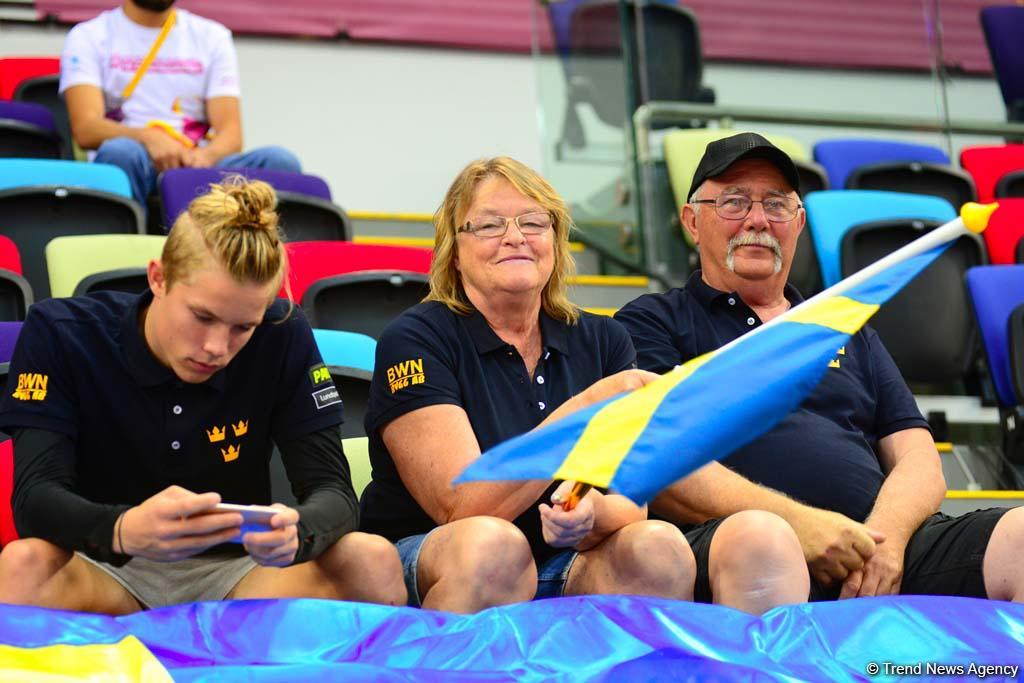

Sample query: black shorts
[684,508,1009,603]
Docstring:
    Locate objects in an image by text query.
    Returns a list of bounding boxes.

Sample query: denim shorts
[396,531,578,607]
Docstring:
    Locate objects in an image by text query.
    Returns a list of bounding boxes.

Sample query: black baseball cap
[688,132,801,199]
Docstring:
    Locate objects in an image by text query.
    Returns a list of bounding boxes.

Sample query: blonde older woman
[359,157,696,613]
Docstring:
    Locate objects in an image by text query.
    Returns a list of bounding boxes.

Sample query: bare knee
[423,517,535,610]
[709,510,809,613]
[0,539,70,580]
[319,532,406,605]
[983,507,1024,602]
[0,539,72,602]
[712,510,804,573]
[600,520,696,600]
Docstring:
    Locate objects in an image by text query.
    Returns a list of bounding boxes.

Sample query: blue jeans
[94,136,303,206]
[396,531,578,608]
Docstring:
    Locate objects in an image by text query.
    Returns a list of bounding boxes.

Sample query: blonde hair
[428,157,578,323]
[162,176,291,304]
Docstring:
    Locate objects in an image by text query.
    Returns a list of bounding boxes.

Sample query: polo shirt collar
[685,270,805,308]
[120,290,227,392]
[464,307,571,357]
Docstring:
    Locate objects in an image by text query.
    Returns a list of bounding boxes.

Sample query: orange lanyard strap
[121,9,177,100]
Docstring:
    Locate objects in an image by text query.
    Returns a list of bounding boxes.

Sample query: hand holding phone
[208,503,279,542]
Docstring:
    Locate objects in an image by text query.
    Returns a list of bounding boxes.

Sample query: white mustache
[727,232,782,259]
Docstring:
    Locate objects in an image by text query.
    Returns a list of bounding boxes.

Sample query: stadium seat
[977,199,1024,265]
[313,328,376,437]
[846,161,976,209]
[0,270,32,322]
[960,144,1024,202]
[0,160,143,299]
[966,265,1024,462]
[159,168,351,240]
[812,138,950,190]
[0,100,63,159]
[303,272,430,340]
[0,320,22,546]
[996,169,1024,198]
[793,159,829,195]
[841,218,984,388]
[803,190,956,287]
[282,241,432,304]
[1018,237,1024,264]
[13,74,74,162]
[0,56,59,100]
[789,226,824,298]
[0,237,22,275]
[45,234,166,298]
[0,436,16,548]
[980,6,1024,123]
[554,0,714,151]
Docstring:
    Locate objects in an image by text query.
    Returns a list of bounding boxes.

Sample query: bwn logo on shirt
[387,359,425,394]
[11,373,48,401]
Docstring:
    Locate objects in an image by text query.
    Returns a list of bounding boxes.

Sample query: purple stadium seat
[158,168,349,241]
[812,138,950,189]
[980,6,1024,122]
[0,321,22,364]
[0,101,62,159]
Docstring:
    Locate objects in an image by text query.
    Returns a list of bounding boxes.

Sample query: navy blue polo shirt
[614,272,928,522]
[359,301,636,560]
[0,290,344,510]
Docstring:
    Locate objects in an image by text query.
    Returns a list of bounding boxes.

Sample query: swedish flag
[457,205,995,504]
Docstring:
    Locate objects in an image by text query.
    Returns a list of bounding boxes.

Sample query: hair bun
[217,176,278,233]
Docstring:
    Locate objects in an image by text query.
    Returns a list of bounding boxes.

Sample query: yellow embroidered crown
[221,444,240,462]
[206,425,226,442]
[232,420,248,437]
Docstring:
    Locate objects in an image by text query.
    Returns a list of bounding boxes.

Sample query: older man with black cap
[615,132,1024,609]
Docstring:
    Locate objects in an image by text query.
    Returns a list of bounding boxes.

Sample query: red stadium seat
[0,57,60,100]
[0,237,22,275]
[0,437,17,547]
[983,199,1024,265]
[281,241,432,303]
[960,144,1024,203]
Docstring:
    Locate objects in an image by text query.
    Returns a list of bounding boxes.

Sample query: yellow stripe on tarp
[554,352,716,486]
[0,636,172,682]
[786,296,880,335]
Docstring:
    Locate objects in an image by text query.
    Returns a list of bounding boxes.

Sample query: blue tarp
[1,595,1023,681]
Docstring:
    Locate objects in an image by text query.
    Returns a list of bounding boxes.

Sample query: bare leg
[0,538,143,615]
[708,510,809,614]
[230,532,406,605]
[415,516,536,613]
[566,520,695,600]
[982,507,1024,602]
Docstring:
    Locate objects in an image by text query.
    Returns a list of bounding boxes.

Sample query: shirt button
[747,317,756,326]
[728,297,736,306]
[538,401,546,410]
[537,375,545,384]
[171,440,181,450]
[172,405,183,415]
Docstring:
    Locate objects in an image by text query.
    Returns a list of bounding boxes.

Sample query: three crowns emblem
[232,420,248,437]
[206,425,226,443]
[221,444,241,462]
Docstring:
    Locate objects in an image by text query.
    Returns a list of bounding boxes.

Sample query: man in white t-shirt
[60,0,301,209]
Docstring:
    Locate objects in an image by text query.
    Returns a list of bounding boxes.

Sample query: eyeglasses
[458,212,554,239]
[692,194,802,222]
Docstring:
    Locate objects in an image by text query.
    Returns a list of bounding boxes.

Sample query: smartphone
[208,503,279,542]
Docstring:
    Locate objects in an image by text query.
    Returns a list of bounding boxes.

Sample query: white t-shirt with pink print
[59,6,241,147]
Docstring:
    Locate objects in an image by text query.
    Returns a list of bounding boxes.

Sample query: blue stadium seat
[966,265,1024,461]
[0,159,132,197]
[812,138,949,190]
[0,160,142,299]
[803,190,956,288]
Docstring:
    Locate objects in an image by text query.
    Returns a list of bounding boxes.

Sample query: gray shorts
[78,552,258,609]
